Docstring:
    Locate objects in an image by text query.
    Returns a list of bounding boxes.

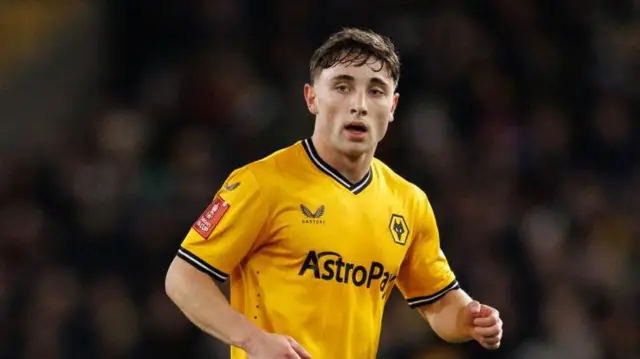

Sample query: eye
[369,88,385,96]
[335,84,350,93]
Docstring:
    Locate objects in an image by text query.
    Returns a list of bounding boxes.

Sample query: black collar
[302,138,373,195]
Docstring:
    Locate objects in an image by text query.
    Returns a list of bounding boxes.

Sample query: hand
[245,332,311,359]
[465,300,502,350]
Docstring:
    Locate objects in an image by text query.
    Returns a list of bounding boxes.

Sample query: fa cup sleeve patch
[193,196,230,238]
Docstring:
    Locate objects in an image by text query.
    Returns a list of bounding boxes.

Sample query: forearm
[419,289,473,343]
[165,256,264,350]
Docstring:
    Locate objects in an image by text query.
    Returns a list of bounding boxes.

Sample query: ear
[389,92,400,123]
[304,84,318,115]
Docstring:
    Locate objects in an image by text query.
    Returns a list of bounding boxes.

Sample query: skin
[304,58,399,183]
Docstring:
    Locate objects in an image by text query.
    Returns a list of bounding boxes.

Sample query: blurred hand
[246,332,311,359]
[465,300,502,350]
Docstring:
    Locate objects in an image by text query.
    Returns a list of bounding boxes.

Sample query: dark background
[0,0,638,358]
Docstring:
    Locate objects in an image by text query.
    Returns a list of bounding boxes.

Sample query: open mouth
[344,122,368,134]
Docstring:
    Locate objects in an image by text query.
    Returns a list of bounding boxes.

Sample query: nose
[350,91,368,117]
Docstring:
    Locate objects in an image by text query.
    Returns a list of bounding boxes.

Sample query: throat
[310,136,371,184]
[339,158,370,184]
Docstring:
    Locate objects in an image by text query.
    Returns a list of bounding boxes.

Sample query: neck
[310,134,373,183]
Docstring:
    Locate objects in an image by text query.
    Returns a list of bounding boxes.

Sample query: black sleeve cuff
[406,279,460,308]
[177,247,229,283]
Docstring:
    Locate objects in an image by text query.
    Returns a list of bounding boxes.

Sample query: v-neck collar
[302,138,373,195]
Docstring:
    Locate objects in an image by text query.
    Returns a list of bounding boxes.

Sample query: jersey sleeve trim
[177,247,229,283]
[406,279,460,308]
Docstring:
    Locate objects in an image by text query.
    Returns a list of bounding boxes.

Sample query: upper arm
[177,166,271,283]
[396,190,459,308]
[166,254,222,298]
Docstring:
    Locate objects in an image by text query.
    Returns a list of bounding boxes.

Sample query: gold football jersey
[178,138,459,359]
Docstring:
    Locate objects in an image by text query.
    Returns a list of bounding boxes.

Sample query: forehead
[318,59,394,85]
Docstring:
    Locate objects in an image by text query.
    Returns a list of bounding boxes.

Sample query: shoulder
[372,158,428,200]
[225,140,303,190]
[372,158,433,221]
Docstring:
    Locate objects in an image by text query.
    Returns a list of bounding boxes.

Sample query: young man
[165,28,503,359]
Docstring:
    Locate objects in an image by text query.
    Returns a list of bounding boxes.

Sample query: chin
[339,140,373,157]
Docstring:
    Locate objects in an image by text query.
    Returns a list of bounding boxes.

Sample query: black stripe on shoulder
[177,247,229,283]
[406,280,460,308]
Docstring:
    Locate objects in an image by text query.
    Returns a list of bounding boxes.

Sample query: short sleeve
[177,166,269,283]
[396,192,459,308]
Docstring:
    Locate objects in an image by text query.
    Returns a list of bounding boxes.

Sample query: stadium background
[0,1,638,358]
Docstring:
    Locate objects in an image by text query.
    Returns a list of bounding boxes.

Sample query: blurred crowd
[1,0,639,358]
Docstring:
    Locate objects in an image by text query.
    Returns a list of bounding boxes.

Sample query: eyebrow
[330,74,391,89]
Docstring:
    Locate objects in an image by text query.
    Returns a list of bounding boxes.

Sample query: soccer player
[165,28,503,359]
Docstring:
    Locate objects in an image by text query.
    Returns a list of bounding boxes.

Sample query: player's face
[304,59,399,157]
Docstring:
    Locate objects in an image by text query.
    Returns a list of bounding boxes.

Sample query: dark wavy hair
[309,28,401,86]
